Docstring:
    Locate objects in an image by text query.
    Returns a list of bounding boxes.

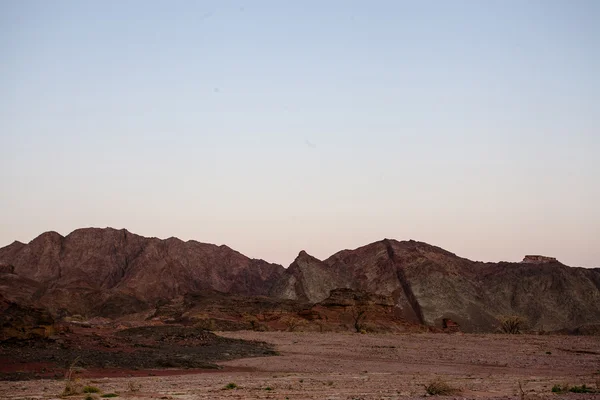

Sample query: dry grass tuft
[499,316,526,334]
[61,357,82,397]
[424,378,460,396]
[127,381,142,392]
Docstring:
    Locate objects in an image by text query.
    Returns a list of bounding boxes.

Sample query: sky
[1,1,599,268]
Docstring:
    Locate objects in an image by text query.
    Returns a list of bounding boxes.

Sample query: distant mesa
[521,255,558,264]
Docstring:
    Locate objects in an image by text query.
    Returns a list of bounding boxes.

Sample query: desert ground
[1,331,599,400]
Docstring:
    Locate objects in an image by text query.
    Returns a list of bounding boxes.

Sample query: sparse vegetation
[127,381,141,392]
[569,384,596,393]
[194,318,217,331]
[100,394,118,398]
[224,382,238,390]
[424,378,460,396]
[499,315,526,334]
[552,384,564,393]
[551,384,596,394]
[83,386,101,393]
[84,395,95,400]
[280,315,307,332]
[61,357,83,397]
[264,387,273,391]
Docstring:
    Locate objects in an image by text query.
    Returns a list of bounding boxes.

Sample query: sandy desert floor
[1,331,599,400]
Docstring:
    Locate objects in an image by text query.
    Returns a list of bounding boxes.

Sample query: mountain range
[1,227,599,332]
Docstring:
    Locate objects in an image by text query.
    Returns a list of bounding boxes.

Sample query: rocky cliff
[272,239,600,332]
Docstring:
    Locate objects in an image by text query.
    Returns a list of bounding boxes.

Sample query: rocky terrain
[0,324,276,381]
[1,227,599,333]
[1,331,599,399]
[272,239,600,332]
[0,228,284,318]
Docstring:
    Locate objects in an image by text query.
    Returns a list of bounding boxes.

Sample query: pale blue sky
[1,1,599,267]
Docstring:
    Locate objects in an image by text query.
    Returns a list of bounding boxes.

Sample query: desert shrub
[84,395,94,400]
[551,384,596,394]
[264,387,273,391]
[424,378,460,396]
[499,315,526,334]
[242,314,268,331]
[62,380,82,397]
[224,382,238,390]
[194,318,216,331]
[101,394,118,398]
[551,384,565,393]
[61,357,83,397]
[83,386,101,393]
[569,385,595,393]
[280,315,307,332]
[127,381,141,392]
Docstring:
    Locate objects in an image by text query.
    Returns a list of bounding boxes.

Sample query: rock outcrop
[522,255,558,263]
[0,295,55,340]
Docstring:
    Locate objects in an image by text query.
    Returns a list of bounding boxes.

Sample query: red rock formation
[0,228,284,317]
[272,239,600,332]
[1,228,599,333]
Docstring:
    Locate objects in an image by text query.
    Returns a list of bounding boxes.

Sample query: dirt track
[1,331,599,399]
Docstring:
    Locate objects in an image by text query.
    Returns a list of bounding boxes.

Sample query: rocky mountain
[1,228,599,333]
[0,228,284,317]
[271,239,600,332]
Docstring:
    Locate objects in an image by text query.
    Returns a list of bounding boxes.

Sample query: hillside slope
[0,228,284,317]
[272,239,600,332]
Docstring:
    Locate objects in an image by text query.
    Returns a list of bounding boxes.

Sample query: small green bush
[569,385,595,393]
[83,386,101,393]
[264,387,273,391]
[224,383,237,390]
[551,384,596,394]
[551,384,565,393]
[101,394,118,398]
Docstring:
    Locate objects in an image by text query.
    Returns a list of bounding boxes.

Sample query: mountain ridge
[1,227,599,332]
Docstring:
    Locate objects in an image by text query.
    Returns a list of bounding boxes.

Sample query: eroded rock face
[272,239,600,332]
[269,250,348,302]
[0,295,55,340]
